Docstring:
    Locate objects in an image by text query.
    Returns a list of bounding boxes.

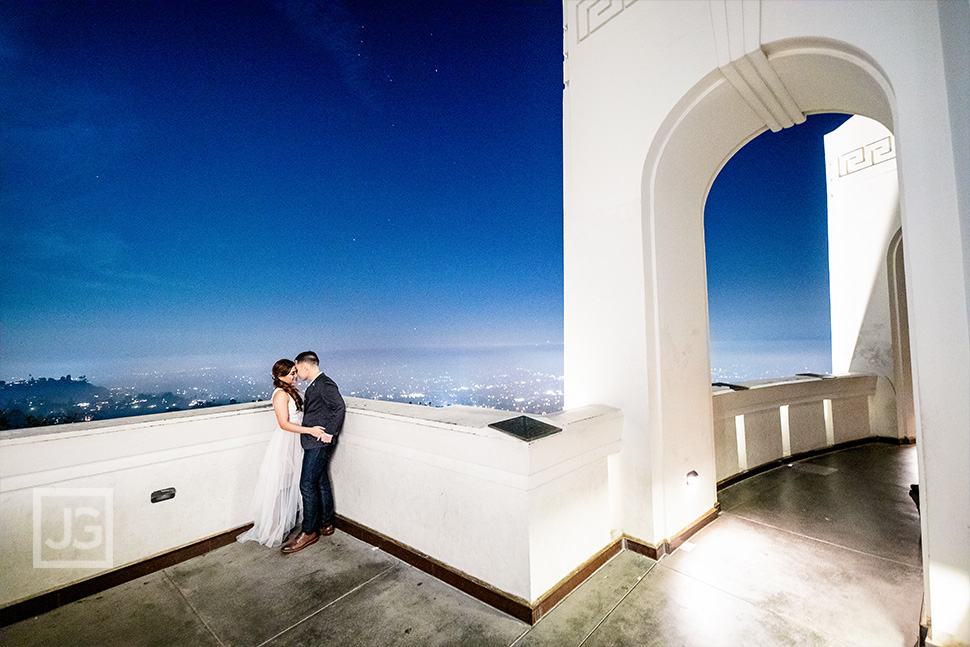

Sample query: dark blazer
[301,372,346,450]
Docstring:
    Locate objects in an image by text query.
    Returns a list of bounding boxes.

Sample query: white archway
[563,4,969,642]
[638,37,895,541]
[888,228,916,441]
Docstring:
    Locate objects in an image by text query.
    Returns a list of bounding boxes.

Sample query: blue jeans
[300,444,336,534]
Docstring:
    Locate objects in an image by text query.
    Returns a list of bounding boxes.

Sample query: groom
[281,350,346,554]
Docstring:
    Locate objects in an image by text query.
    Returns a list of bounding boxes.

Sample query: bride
[237,359,327,547]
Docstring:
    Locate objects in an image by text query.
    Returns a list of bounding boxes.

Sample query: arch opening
[639,37,902,540]
[704,112,851,384]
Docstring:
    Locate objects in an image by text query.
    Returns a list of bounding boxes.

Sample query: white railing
[0,399,622,609]
[0,402,272,609]
[712,374,878,483]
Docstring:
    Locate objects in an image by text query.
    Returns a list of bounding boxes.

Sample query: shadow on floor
[2,443,922,646]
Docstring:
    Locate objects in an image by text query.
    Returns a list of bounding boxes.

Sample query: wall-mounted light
[685,470,700,486]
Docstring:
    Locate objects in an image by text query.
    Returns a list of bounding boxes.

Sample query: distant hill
[0,376,110,406]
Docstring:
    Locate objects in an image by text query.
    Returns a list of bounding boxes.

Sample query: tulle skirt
[237,427,303,548]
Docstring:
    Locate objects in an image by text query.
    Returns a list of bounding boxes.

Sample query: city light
[1,359,566,430]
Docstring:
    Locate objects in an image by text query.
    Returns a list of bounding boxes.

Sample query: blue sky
[1,1,843,384]
[1,0,564,380]
[705,112,851,378]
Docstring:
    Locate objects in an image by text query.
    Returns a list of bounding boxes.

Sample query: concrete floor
[1,443,922,646]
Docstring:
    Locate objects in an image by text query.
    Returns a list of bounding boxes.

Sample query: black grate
[488,415,561,442]
[712,381,749,391]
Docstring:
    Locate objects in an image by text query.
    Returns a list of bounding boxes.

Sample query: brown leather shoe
[283,524,302,544]
[319,524,335,536]
[280,531,318,554]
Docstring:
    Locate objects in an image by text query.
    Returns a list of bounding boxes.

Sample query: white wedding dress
[237,389,304,547]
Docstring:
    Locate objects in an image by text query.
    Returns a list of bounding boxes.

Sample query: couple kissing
[237,351,346,554]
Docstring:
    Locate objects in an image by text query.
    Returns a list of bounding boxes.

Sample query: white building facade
[562,1,969,645]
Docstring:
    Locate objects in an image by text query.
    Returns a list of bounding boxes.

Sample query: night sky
[706,112,852,378]
[2,1,845,384]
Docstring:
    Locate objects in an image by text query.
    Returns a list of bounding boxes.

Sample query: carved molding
[575,0,639,44]
[709,0,806,133]
[721,48,806,132]
[838,135,896,177]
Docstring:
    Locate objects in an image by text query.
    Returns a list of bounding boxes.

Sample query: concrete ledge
[0,442,724,628]
[1,512,625,629]
[332,402,623,603]
[712,374,882,482]
[1,400,623,619]
[0,401,271,443]
[0,407,275,607]
[0,523,252,627]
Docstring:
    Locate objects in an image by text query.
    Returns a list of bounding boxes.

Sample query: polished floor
[2,443,922,646]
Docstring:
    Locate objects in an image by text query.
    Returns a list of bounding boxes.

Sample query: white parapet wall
[712,374,878,484]
[0,403,273,609]
[334,398,622,604]
[0,399,621,610]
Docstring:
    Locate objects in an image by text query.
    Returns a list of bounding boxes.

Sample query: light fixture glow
[686,470,700,486]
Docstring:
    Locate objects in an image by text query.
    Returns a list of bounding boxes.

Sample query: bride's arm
[273,390,325,439]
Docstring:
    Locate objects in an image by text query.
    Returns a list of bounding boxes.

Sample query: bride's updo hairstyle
[272,359,304,411]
